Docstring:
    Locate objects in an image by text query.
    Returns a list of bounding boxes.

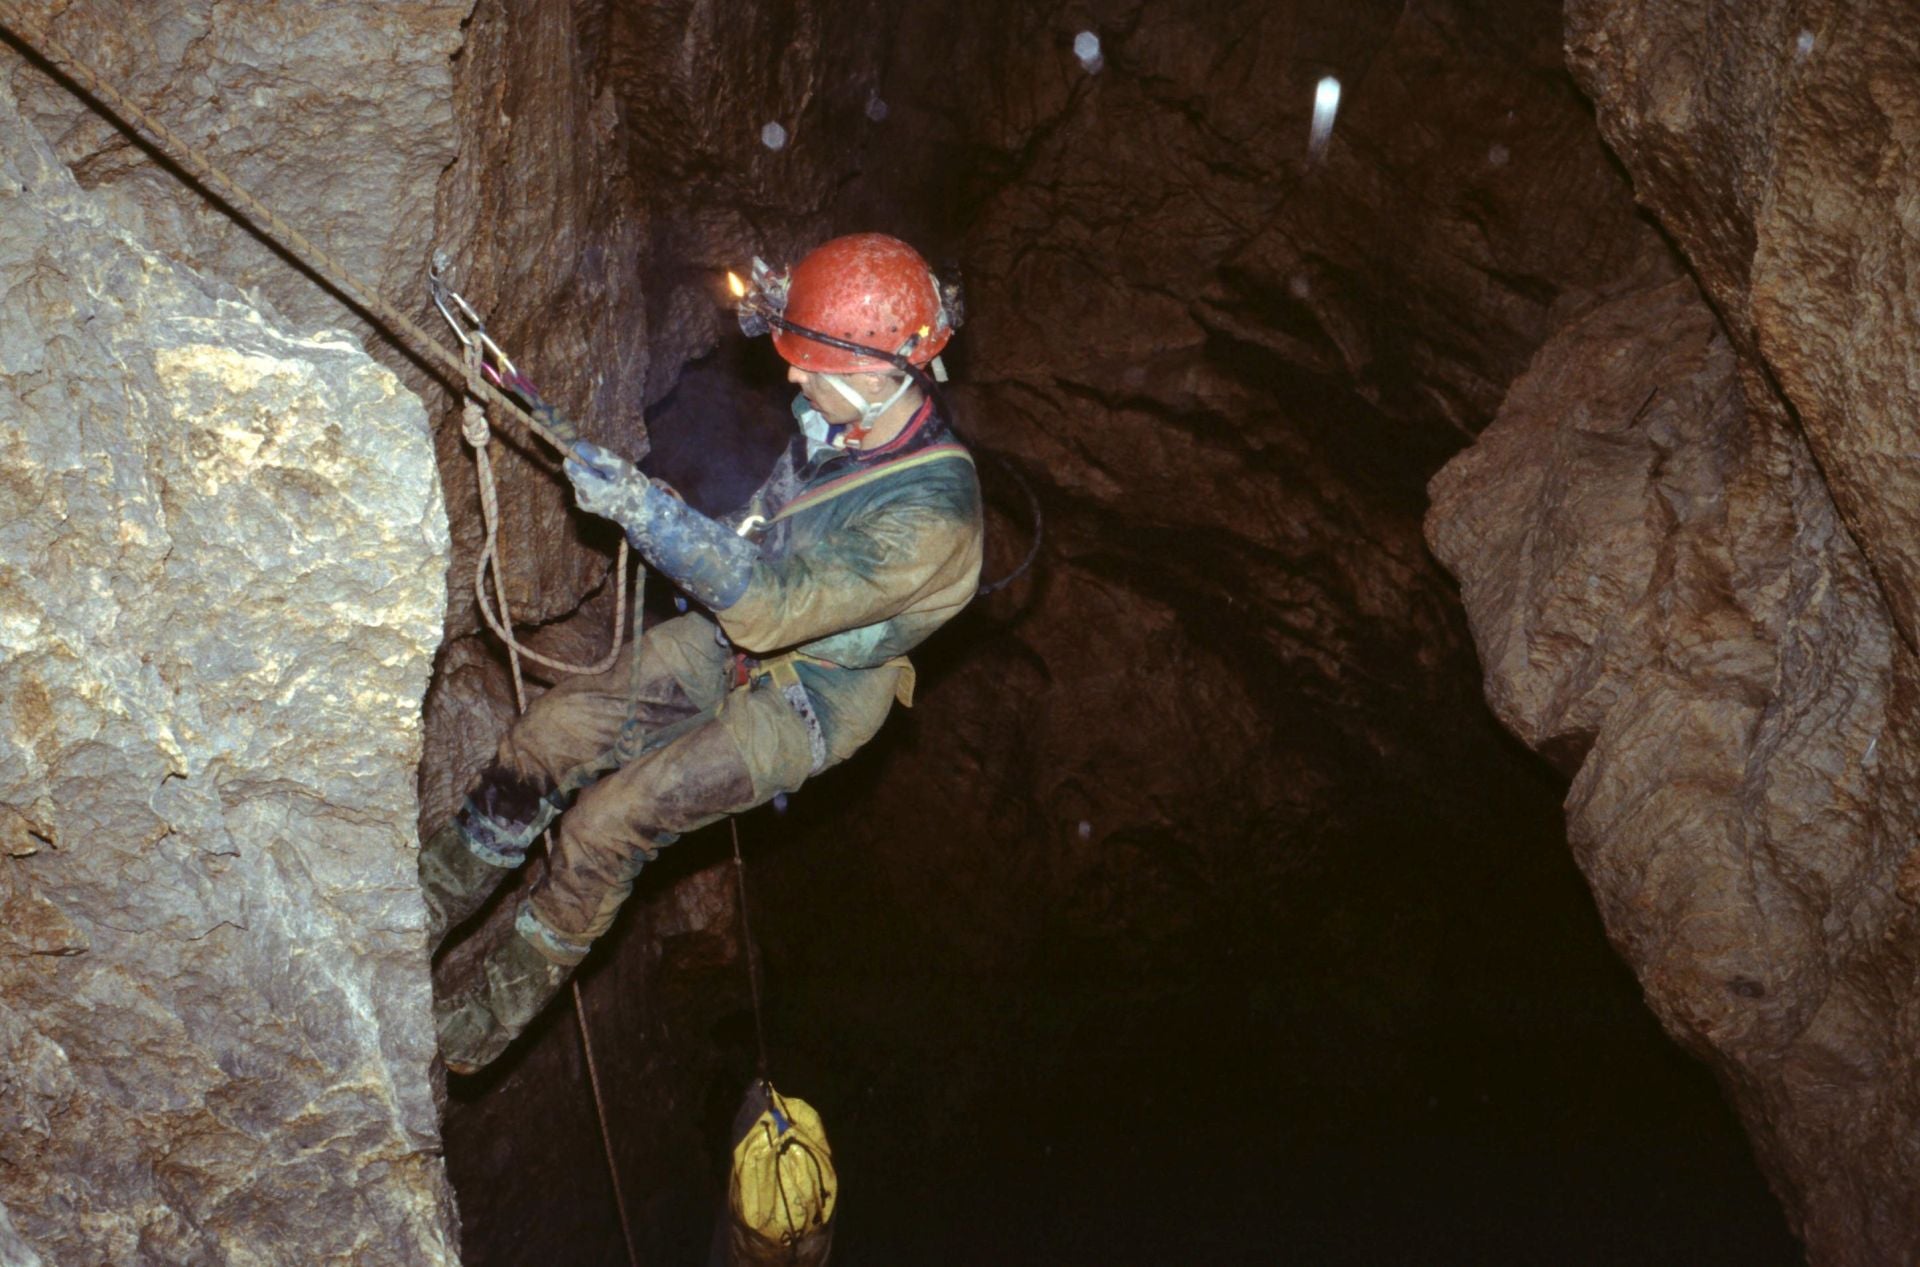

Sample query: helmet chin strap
[819,371,913,446]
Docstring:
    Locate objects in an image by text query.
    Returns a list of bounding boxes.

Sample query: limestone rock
[0,1202,42,1267]
[0,79,455,1265]
[1428,277,1920,1263]
[1565,0,1920,662]
[7,0,468,343]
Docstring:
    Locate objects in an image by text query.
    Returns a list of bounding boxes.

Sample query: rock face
[1426,2,1920,1260]
[0,76,454,1266]
[9,0,468,343]
[1428,274,1920,1262]
[1566,0,1920,651]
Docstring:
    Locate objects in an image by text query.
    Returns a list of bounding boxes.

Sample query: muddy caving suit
[455,396,982,968]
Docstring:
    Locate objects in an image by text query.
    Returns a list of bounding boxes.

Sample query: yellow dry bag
[724,1080,837,1266]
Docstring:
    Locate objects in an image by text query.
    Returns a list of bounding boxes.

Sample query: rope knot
[461,395,491,448]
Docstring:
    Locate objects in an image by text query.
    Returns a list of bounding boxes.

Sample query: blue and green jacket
[624,394,983,750]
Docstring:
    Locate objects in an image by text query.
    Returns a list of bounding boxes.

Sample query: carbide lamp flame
[727,270,746,299]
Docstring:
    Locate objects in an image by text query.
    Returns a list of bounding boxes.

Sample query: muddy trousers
[459,614,829,964]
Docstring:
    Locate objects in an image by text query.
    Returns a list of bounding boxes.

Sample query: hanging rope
[461,349,630,680]
[729,818,771,1080]
[461,351,642,1267]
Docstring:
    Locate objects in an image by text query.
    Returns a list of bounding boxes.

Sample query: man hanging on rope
[421,233,984,1073]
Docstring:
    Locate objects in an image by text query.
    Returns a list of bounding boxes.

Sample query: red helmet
[771,233,955,373]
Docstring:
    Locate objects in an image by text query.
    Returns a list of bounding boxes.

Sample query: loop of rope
[462,350,628,683]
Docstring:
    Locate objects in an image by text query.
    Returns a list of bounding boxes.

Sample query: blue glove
[561,439,757,609]
[562,440,645,522]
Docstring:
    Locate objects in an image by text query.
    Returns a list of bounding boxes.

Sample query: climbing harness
[0,14,641,1265]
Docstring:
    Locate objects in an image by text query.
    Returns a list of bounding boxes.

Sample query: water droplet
[772,792,790,813]
[1308,76,1342,161]
[1795,29,1815,60]
[760,121,788,150]
[1077,820,1093,841]
[865,93,889,123]
[1074,30,1104,73]
[1487,143,1510,167]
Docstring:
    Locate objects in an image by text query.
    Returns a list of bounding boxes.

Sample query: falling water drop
[760,121,788,150]
[1309,76,1342,162]
[1074,31,1104,74]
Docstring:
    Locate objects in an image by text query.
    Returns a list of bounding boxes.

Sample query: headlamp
[730,257,790,339]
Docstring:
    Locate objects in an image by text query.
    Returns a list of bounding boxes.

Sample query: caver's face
[787,364,897,426]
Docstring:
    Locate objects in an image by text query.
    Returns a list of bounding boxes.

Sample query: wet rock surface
[1567,0,1920,651]
[0,77,453,1266]
[1428,275,1920,1263]
[1418,2,1920,1260]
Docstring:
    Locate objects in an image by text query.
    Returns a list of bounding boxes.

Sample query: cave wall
[1425,3,1920,1262]
[0,71,454,1265]
[1567,0,1920,650]
[1427,274,1918,1263]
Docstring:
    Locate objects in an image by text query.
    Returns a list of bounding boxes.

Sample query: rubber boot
[418,820,515,948]
[434,909,575,1075]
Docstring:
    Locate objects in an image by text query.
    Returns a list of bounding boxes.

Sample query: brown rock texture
[1429,272,1920,1261]
[1565,0,1920,667]
[1425,2,1920,1259]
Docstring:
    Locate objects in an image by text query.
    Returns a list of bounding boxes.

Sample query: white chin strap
[820,371,913,441]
